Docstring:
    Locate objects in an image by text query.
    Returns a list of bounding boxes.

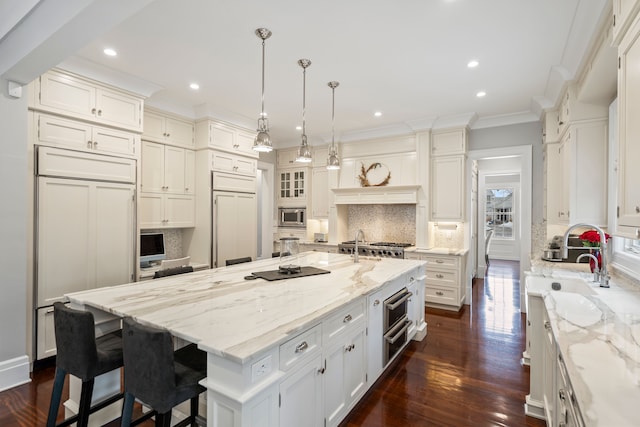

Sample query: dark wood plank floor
[0,260,546,427]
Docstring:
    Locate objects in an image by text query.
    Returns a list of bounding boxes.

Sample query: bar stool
[121,317,207,427]
[225,256,252,266]
[153,265,194,278]
[47,302,124,427]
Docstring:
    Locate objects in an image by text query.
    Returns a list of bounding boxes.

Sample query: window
[485,188,514,239]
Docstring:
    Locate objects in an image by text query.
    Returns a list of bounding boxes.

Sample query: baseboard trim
[0,355,31,392]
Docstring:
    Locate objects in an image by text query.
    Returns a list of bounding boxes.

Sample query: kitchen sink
[525,275,597,296]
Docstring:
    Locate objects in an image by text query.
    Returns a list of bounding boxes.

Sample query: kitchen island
[66,252,426,427]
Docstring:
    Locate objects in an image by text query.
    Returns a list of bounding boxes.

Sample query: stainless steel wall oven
[383,287,412,364]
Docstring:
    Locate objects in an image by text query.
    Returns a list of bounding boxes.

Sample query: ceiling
[56,0,611,147]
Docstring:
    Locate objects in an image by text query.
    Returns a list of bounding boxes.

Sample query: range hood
[332,185,420,204]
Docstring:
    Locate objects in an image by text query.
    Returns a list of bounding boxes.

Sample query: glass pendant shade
[295,59,312,163]
[253,28,273,153]
[326,81,340,170]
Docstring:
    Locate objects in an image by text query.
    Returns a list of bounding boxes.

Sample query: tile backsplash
[347,204,416,244]
[431,223,465,249]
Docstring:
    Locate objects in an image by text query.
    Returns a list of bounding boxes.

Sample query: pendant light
[327,81,340,170]
[253,28,273,152]
[295,59,312,163]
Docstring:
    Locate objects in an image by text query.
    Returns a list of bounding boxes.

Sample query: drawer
[425,285,458,305]
[323,299,366,344]
[425,269,457,287]
[280,324,322,371]
[423,255,459,269]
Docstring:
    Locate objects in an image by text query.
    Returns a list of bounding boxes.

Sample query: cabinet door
[210,124,235,150]
[95,87,142,131]
[92,126,137,157]
[93,183,135,287]
[165,117,194,148]
[236,131,255,154]
[141,141,165,193]
[38,71,96,121]
[344,328,366,408]
[165,194,195,227]
[618,20,640,230]
[36,307,57,359]
[366,290,384,383]
[164,146,186,194]
[36,113,93,151]
[37,177,93,306]
[139,193,165,229]
[279,355,323,427]
[142,110,166,141]
[545,143,564,224]
[324,341,347,426]
[431,130,466,156]
[184,150,195,194]
[431,155,464,220]
[311,168,328,218]
[212,151,236,173]
[235,156,257,176]
[214,192,256,267]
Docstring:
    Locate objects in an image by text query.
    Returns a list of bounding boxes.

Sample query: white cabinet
[366,290,384,383]
[214,191,257,267]
[143,109,194,148]
[431,129,467,156]
[544,142,565,223]
[33,69,143,132]
[277,147,299,168]
[430,155,465,221]
[212,151,257,176]
[311,167,328,218]
[195,120,258,158]
[542,308,557,425]
[279,355,324,427]
[525,288,546,416]
[616,15,640,237]
[612,0,640,45]
[35,112,139,158]
[422,253,465,310]
[140,141,195,229]
[407,275,424,340]
[279,168,308,203]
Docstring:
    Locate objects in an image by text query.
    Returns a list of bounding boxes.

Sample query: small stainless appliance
[278,207,306,228]
[338,241,412,259]
[383,287,412,364]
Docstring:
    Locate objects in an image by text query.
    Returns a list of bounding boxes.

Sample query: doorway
[257,161,275,259]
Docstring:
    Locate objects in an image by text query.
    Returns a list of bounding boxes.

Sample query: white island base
[65,253,427,427]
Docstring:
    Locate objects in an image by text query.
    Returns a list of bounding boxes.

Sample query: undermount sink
[525,275,597,296]
[550,292,603,327]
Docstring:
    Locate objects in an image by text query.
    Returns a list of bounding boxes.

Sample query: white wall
[0,78,30,391]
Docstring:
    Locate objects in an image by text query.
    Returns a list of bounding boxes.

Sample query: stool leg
[155,410,171,427]
[77,379,94,427]
[46,368,66,427]
[190,395,199,426]
[120,392,135,427]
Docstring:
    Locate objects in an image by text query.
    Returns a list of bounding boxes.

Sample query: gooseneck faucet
[354,229,365,263]
[562,223,609,288]
[576,253,600,283]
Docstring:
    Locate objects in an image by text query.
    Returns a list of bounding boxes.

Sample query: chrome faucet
[562,223,610,288]
[354,229,365,263]
[576,253,600,283]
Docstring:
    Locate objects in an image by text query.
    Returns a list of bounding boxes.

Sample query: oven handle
[383,316,412,345]
[384,290,413,310]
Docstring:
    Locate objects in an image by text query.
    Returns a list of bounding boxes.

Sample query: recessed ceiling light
[103,48,117,57]
[189,83,200,90]
[296,126,302,131]
[476,91,486,97]
[467,60,479,68]
[374,111,382,117]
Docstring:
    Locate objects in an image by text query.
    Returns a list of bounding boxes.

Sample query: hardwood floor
[0,260,546,427]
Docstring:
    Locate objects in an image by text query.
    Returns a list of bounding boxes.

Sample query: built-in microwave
[278,207,306,228]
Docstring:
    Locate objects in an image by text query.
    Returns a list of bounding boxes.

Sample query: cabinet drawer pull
[373,299,380,306]
[343,314,352,323]
[436,291,444,296]
[544,321,551,330]
[91,108,96,114]
[436,273,444,279]
[295,341,308,353]
[558,389,566,401]
[93,141,98,149]
[409,276,415,282]
[97,109,102,116]
[435,260,444,264]
[87,140,92,148]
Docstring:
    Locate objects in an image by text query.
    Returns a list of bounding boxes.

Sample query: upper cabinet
[31,69,143,132]
[195,120,258,158]
[612,0,640,46]
[430,128,467,221]
[143,109,194,148]
[616,13,640,237]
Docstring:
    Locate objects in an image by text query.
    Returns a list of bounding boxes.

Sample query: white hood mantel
[332,185,420,205]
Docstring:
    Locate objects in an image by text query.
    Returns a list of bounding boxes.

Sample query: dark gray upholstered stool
[47,302,124,427]
[153,265,194,278]
[225,256,252,266]
[121,317,206,427]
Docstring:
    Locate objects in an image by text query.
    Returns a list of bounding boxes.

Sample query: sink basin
[550,292,603,327]
[526,275,597,296]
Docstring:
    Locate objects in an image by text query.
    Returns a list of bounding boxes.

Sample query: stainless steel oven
[278,207,306,227]
[383,287,412,364]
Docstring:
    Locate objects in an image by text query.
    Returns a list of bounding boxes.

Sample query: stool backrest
[53,302,98,381]
[153,265,194,278]
[225,256,252,266]
[122,318,176,413]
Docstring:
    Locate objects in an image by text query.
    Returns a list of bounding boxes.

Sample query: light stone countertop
[66,252,425,364]
[406,247,469,256]
[526,265,640,426]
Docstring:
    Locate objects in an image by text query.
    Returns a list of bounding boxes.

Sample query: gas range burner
[337,241,412,259]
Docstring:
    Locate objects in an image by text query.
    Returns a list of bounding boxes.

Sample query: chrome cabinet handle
[435,259,444,264]
[317,367,325,374]
[91,108,96,114]
[544,321,551,330]
[295,341,308,353]
[558,389,566,401]
[373,299,380,306]
[436,291,444,296]
[344,344,355,352]
[343,314,352,323]
[409,276,415,282]
[636,206,640,213]
[87,140,92,148]
[436,273,444,279]
[97,109,102,116]
[93,141,98,149]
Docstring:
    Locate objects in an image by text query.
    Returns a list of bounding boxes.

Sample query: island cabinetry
[423,253,464,310]
[31,69,143,132]
[195,119,258,158]
[616,14,640,236]
[542,308,557,425]
[279,354,324,427]
[143,108,194,148]
[34,112,139,158]
[524,287,546,418]
[430,128,467,221]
